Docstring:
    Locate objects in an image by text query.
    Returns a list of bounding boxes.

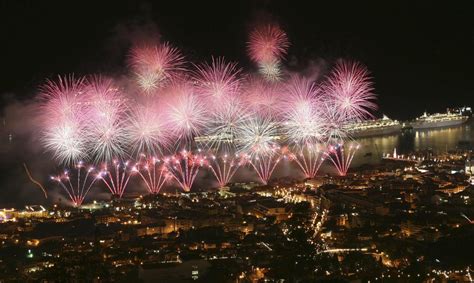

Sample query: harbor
[347,106,472,139]
[350,118,474,167]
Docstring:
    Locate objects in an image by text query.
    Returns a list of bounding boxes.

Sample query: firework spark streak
[325,143,360,176]
[134,156,170,194]
[235,116,279,157]
[207,153,242,188]
[460,213,474,224]
[87,77,129,162]
[193,57,242,102]
[247,23,289,64]
[244,152,282,185]
[34,20,380,207]
[128,104,170,156]
[289,145,326,179]
[23,163,48,199]
[165,81,209,147]
[323,60,376,122]
[198,96,249,152]
[165,150,205,192]
[51,162,99,206]
[99,160,134,198]
[258,60,283,82]
[39,75,89,164]
[129,42,185,94]
[283,76,324,146]
[248,23,289,81]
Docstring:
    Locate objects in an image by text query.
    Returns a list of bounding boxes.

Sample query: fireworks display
[128,104,170,156]
[244,152,283,185]
[235,116,280,158]
[243,76,283,118]
[282,76,324,146]
[129,42,185,94]
[199,96,249,152]
[164,80,209,147]
[98,160,135,198]
[51,161,99,206]
[134,155,170,194]
[165,150,205,192]
[39,75,89,165]
[193,57,242,102]
[323,60,376,122]
[325,143,360,176]
[38,20,378,205]
[247,23,289,81]
[87,77,129,163]
[207,153,243,188]
[289,145,326,179]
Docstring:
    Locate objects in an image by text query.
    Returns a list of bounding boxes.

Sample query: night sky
[0,1,473,206]
[1,1,473,119]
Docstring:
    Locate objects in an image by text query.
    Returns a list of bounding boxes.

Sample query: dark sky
[0,1,473,206]
[1,0,473,119]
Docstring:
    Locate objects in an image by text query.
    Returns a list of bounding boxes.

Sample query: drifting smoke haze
[0,15,194,206]
[1,2,379,207]
[0,97,53,206]
[4,1,471,207]
[0,11,167,207]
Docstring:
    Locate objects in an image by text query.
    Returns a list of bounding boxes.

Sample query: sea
[350,120,474,167]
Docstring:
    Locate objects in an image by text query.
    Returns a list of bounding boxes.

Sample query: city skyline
[0,1,473,282]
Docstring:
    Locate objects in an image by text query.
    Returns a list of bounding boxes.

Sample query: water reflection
[352,121,473,166]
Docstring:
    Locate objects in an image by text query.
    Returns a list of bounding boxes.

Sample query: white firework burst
[282,76,325,146]
[165,81,209,148]
[193,57,242,101]
[86,77,129,162]
[199,96,249,152]
[235,115,280,158]
[127,104,170,156]
[258,60,283,82]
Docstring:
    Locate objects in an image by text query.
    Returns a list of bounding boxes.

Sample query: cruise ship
[344,115,402,138]
[409,110,469,130]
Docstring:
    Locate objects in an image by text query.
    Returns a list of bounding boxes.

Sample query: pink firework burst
[86,76,129,162]
[320,101,351,144]
[323,60,376,122]
[127,103,171,156]
[325,143,360,176]
[51,161,99,206]
[164,80,209,148]
[242,76,283,118]
[165,149,205,192]
[129,42,185,94]
[207,153,243,188]
[199,96,249,152]
[133,155,171,194]
[247,23,289,64]
[282,76,325,146]
[39,75,87,123]
[39,75,89,165]
[98,160,135,198]
[193,57,242,102]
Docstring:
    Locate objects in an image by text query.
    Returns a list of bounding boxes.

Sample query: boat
[409,110,469,130]
[344,115,402,138]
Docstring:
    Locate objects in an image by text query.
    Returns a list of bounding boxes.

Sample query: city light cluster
[39,22,376,205]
